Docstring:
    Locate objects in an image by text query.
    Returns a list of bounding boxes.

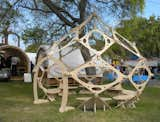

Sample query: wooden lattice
[33,14,153,112]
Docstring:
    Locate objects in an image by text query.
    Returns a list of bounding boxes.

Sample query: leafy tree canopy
[0,0,146,74]
[0,0,145,48]
[117,16,160,58]
[0,0,21,46]
[22,26,48,52]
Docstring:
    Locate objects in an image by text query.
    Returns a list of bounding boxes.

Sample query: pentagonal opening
[78,66,99,84]
[121,79,137,91]
[37,76,60,99]
[58,41,95,71]
[102,43,139,76]
[119,66,134,75]
[88,31,105,51]
[131,68,149,84]
[101,69,118,84]
[76,66,119,85]
[35,60,62,100]
[113,32,138,54]
[36,55,65,89]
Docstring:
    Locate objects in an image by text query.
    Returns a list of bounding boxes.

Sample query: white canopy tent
[26,52,37,65]
[124,59,159,67]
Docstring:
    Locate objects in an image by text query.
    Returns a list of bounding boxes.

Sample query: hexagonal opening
[88,31,105,51]
[131,68,149,84]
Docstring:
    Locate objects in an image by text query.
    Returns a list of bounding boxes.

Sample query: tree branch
[8,31,20,39]
[0,0,21,23]
[42,0,78,27]
[79,0,87,24]
[96,0,113,5]
[33,0,38,8]
[47,22,63,31]
[19,5,53,13]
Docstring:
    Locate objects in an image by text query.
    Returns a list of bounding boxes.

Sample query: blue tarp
[105,73,117,81]
[132,75,148,84]
[105,73,148,84]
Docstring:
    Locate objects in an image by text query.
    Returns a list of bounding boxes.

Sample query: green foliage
[0,0,21,45]
[117,16,160,58]
[107,0,145,18]
[101,43,132,60]
[0,0,20,28]
[89,32,105,51]
[129,0,145,16]
[25,44,41,53]
[22,26,48,52]
[0,0,145,49]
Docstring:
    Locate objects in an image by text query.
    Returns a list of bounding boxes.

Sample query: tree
[22,26,48,52]
[0,0,21,46]
[17,0,145,74]
[116,16,160,58]
[19,0,145,26]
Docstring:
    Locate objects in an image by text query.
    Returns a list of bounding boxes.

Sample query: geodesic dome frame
[33,14,153,112]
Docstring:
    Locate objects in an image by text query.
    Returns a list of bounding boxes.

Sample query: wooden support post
[84,105,86,112]
[94,103,96,113]
[103,105,106,111]
[59,75,68,112]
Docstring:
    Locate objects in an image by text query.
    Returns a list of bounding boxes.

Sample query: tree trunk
[43,0,96,75]
[80,43,96,75]
[18,40,20,47]
[78,0,96,75]
[4,34,8,45]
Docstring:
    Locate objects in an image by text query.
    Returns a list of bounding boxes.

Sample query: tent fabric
[26,52,36,65]
[124,60,159,67]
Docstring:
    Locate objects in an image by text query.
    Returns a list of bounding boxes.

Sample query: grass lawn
[0,81,160,122]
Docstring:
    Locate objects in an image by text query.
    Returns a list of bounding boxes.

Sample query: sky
[143,0,160,18]
[7,0,160,50]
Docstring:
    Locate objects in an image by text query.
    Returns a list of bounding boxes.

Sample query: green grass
[0,81,160,122]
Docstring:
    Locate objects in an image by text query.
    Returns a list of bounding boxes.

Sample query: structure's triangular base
[78,96,112,112]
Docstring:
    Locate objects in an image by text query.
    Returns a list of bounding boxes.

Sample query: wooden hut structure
[0,44,30,80]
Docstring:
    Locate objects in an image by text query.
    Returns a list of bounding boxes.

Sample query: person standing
[11,56,20,76]
[0,53,5,70]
